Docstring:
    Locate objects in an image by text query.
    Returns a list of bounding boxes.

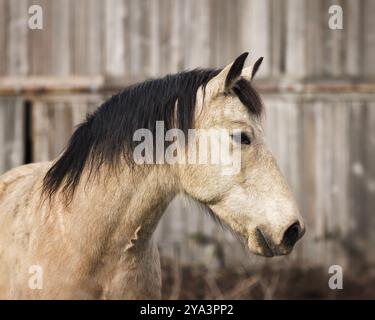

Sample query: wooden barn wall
[0,0,374,270]
[0,0,374,80]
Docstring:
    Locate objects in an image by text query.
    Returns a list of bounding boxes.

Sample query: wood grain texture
[0,98,24,174]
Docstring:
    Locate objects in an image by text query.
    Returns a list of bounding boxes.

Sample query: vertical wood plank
[138,0,151,77]
[0,0,8,76]
[105,0,126,78]
[0,98,24,174]
[129,0,141,76]
[269,0,284,76]
[363,0,375,77]
[32,99,51,162]
[8,0,29,76]
[241,0,270,77]
[364,102,375,262]
[183,0,210,69]
[149,0,160,76]
[345,0,361,77]
[51,0,71,76]
[28,0,51,75]
[285,0,306,78]
[305,0,323,77]
[86,0,103,75]
[349,101,367,242]
[329,0,345,77]
[169,0,184,73]
[209,0,222,67]
[72,0,88,74]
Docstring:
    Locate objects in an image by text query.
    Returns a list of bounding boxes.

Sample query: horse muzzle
[252,221,305,257]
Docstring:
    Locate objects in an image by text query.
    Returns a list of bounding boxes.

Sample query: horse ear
[242,57,264,80]
[224,52,249,89]
[205,52,249,96]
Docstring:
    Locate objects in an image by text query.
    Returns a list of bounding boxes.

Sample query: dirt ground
[161,257,375,300]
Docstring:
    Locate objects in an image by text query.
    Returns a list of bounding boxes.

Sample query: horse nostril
[283,222,302,247]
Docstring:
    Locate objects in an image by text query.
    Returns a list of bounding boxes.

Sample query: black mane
[42,68,263,200]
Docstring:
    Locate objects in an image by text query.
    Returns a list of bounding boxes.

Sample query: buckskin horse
[0,53,304,299]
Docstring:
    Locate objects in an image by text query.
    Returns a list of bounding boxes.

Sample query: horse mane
[42,68,263,200]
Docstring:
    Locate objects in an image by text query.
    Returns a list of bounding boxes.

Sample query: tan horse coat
[0,162,173,298]
[0,54,304,299]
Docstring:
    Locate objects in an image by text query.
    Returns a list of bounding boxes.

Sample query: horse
[0,52,305,299]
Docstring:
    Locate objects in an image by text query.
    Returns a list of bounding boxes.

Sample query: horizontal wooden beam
[256,79,375,94]
[0,76,375,95]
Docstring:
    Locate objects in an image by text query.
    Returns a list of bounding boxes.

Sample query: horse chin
[251,244,275,258]
[248,229,275,258]
[249,232,296,257]
[258,247,275,258]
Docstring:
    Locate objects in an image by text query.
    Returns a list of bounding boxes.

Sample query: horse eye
[240,133,251,145]
[232,132,251,145]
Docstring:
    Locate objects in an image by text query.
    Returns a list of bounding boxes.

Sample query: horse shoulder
[0,162,50,191]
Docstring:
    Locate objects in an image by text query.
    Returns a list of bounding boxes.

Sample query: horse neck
[72,164,178,249]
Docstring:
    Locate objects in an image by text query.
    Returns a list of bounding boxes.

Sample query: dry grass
[161,257,375,300]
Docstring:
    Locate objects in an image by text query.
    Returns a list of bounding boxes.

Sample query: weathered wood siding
[0,97,24,174]
[0,0,374,80]
[0,0,374,270]
[31,95,104,162]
